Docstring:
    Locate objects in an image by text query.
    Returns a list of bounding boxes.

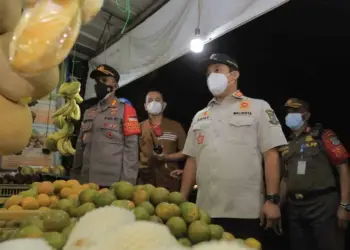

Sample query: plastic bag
[9,0,82,75]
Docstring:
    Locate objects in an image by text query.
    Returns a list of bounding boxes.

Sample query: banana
[59,81,81,97]
[63,138,76,155]
[53,115,66,129]
[60,99,77,117]
[52,98,73,117]
[70,103,81,121]
[57,138,68,155]
[73,93,83,104]
[50,122,73,141]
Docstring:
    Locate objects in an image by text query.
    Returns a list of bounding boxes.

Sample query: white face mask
[207,73,230,96]
[147,101,164,115]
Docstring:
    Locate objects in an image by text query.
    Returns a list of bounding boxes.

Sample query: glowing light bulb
[190,37,204,53]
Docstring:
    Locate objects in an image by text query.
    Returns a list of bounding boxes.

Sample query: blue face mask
[285,113,304,130]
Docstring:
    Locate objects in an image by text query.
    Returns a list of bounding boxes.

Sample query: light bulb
[190,37,204,53]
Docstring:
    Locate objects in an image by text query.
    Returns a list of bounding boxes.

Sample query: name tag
[297,161,306,175]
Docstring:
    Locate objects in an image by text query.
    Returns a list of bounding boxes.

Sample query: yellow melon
[0,95,32,155]
[0,0,23,35]
[81,0,104,24]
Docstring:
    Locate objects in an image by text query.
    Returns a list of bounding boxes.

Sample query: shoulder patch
[265,109,279,125]
[118,98,132,106]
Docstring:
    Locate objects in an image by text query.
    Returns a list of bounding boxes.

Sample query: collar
[208,90,244,106]
[289,125,311,139]
[98,94,118,111]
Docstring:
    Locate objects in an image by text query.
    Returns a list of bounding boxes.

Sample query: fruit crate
[0,210,43,221]
[0,184,30,198]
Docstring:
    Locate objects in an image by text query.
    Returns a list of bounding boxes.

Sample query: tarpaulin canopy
[85,0,289,99]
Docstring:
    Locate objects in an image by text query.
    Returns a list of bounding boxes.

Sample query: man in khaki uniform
[139,90,186,191]
[71,64,140,187]
[180,54,287,241]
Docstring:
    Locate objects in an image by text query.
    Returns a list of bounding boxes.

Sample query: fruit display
[45,82,83,156]
[0,166,66,185]
[0,181,261,250]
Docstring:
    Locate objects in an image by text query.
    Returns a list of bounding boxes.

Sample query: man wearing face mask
[71,64,141,187]
[180,53,288,241]
[138,90,186,192]
[279,98,349,250]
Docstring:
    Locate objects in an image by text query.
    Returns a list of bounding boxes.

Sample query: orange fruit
[21,197,40,210]
[38,181,54,195]
[60,187,72,198]
[4,195,22,209]
[37,193,50,207]
[66,179,80,188]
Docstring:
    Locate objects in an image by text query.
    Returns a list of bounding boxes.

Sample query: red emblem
[197,132,204,145]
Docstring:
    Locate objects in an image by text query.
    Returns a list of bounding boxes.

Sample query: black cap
[199,53,239,73]
[90,64,120,82]
[284,98,309,112]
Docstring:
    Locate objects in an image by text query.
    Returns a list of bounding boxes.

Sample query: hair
[228,65,239,72]
[145,89,164,101]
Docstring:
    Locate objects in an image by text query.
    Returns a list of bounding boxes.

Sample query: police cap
[90,64,120,82]
[199,53,239,73]
[284,98,309,112]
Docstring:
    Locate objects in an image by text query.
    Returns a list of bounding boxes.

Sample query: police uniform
[71,66,141,187]
[139,118,186,192]
[183,90,287,239]
[281,98,349,250]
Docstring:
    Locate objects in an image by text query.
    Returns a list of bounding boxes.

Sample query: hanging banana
[47,80,83,155]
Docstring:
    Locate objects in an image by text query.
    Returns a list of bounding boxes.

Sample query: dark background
[104,0,350,149]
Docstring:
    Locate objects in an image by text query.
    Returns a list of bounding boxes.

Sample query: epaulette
[118,98,132,106]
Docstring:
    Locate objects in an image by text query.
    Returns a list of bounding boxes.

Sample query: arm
[71,125,84,179]
[122,134,140,184]
[258,101,288,197]
[264,148,281,195]
[122,103,141,185]
[321,129,350,203]
[180,157,197,199]
[338,163,350,203]
[180,121,198,199]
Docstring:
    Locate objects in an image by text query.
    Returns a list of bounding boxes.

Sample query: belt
[288,187,337,201]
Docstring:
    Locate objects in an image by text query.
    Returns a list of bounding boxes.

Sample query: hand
[260,201,281,229]
[152,151,167,161]
[170,169,183,180]
[337,206,349,229]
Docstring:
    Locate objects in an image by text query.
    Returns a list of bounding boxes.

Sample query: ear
[144,103,148,111]
[304,112,311,121]
[232,71,240,80]
[162,102,167,111]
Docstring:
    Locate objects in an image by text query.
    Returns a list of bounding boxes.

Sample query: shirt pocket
[100,123,124,144]
[227,116,257,145]
[81,122,93,146]
[192,121,211,148]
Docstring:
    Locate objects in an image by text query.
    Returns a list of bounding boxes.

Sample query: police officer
[280,98,350,250]
[180,53,288,241]
[71,64,141,187]
[138,90,186,191]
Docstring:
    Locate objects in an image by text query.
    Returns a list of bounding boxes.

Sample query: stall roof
[72,0,169,60]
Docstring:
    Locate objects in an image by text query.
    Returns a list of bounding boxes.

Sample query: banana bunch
[46,81,83,155]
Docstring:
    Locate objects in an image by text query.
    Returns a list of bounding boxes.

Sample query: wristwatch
[340,203,350,212]
[265,194,280,204]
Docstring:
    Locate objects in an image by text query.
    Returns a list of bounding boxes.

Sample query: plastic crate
[0,185,30,198]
